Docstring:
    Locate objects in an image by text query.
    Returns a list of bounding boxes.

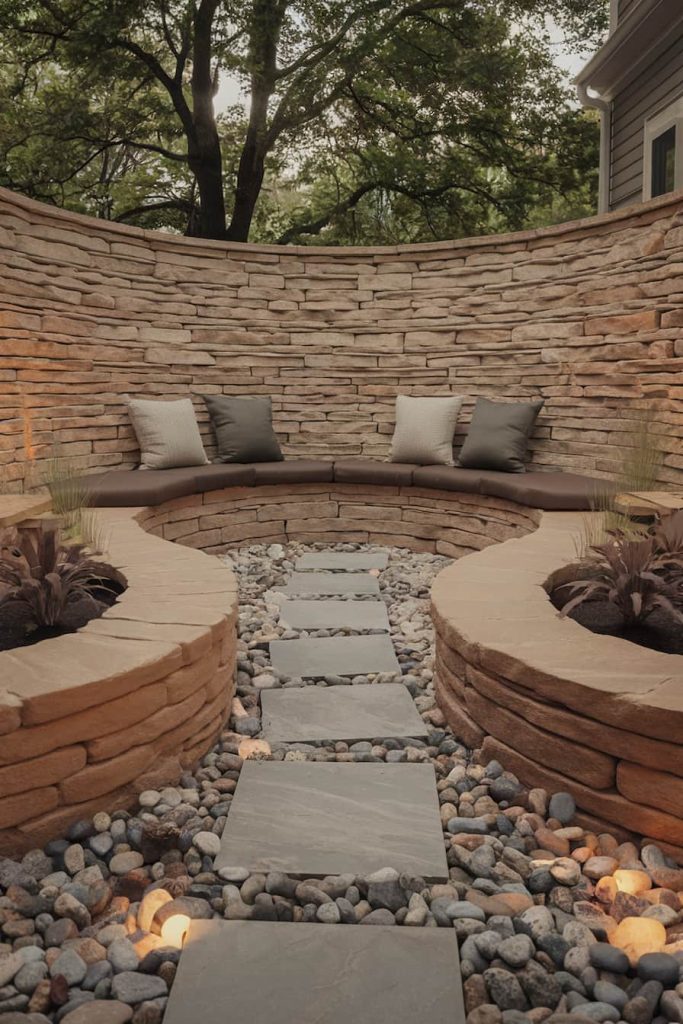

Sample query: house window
[643,98,683,200]
[651,126,676,197]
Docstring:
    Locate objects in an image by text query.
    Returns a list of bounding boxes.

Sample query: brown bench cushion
[334,460,418,487]
[482,471,611,511]
[193,464,255,490]
[84,460,607,512]
[83,468,198,507]
[253,460,334,485]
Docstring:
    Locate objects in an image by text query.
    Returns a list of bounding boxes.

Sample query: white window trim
[643,96,683,201]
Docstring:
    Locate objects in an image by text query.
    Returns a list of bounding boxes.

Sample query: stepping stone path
[166,548,463,1022]
[281,571,380,596]
[270,634,400,677]
[260,683,428,743]
[164,921,464,1024]
[215,760,448,878]
[296,551,389,570]
[278,598,390,631]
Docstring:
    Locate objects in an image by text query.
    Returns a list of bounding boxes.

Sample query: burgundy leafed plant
[0,524,126,633]
[559,511,683,629]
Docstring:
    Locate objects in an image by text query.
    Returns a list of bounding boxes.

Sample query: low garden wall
[137,483,540,557]
[0,507,238,856]
[431,513,683,861]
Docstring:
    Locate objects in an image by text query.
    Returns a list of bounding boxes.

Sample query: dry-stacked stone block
[0,508,238,855]
[0,186,682,490]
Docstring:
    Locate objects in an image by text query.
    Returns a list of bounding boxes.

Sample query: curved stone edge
[0,506,238,856]
[136,481,540,557]
[431,511,683,859]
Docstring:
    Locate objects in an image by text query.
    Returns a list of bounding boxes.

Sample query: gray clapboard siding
[609,25,683,209]
[618,0,642,23]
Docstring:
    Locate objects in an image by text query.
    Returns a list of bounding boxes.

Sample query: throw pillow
[458,397,544,473]
[201,395,283,463]
[389,394,463,466]
[126,397,208,470]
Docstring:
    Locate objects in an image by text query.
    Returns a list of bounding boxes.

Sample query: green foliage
[0,0,608,242]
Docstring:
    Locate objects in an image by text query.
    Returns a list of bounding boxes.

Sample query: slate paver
[214,760,448,880]
[296,551,389,571]
[270,634,399,677]
[260,683,428,743]
[278,599,389,631]
[163,920,464,1024]
[280,572,380,596]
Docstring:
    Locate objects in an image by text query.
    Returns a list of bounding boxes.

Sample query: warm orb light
[613,869,652,896]
[610,916,666,966]
[160,913,191,948]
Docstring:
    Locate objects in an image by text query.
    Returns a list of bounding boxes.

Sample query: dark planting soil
[0,584,125,652]
[551,588,683,656]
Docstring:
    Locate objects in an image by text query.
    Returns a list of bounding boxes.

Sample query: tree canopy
[0,0,608,244]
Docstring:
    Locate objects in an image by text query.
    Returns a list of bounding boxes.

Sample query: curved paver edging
[0,507,238,856]
[431,510,683,858]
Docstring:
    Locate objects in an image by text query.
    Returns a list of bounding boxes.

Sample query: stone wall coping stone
[2,183,683,257]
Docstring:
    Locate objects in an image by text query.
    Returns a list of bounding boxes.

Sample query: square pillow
[126,397,208,470]
[201,395,283,463]
[389,394,463,466]
[458,397,544,473]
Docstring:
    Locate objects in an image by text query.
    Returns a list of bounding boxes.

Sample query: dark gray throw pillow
[458,398,544,473]
[201,395,283,463]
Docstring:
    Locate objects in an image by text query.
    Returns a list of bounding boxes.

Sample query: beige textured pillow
[127,397,208,470]
[390,394,464,465]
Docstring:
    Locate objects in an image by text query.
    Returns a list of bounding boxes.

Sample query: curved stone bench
[431,513,683,859]
[84,460,604,557]
[0,508,237,856]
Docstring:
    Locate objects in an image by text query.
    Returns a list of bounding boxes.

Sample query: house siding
[617,0,641,23]
[609,24,683,209]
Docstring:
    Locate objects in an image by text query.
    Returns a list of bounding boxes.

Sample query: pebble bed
[0,541,682,1024]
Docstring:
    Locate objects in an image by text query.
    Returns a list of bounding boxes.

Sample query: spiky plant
[0,524,125,632]
[559,511,683,628]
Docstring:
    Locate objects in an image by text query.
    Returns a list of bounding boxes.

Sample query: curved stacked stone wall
[1,186,683,490]
[137,483,540,557]
[0,508,237,855]
[431,513,683,861]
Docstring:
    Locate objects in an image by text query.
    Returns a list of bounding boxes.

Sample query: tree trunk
[186,141,226,239]
[226,116,267,242]
[189,0,227,239]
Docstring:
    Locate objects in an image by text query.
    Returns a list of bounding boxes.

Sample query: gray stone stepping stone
[164,920,464,1024]
[270,635,399,677]
[280,572,380,596]
[261,683,428,743]
[215,760,448,880]
[296,551,389,570]
[278,599,389,631]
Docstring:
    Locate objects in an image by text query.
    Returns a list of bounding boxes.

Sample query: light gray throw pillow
[458,397,544,473]
[389,395,463,466]
[201,395,283,463]
[126,397,208,470]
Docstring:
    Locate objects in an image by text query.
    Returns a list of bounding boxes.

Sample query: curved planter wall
[0,187,683,491]
[431,513,683,860]
[0,509,237,856]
